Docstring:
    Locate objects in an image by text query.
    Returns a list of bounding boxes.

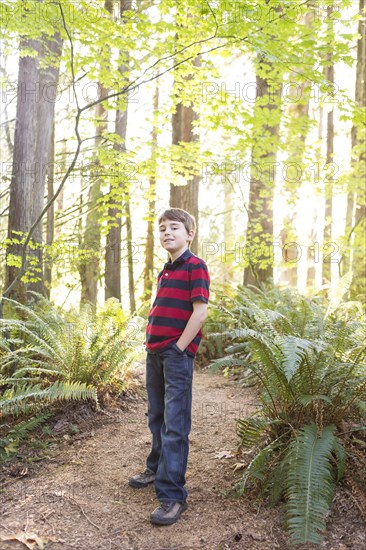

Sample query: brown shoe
[128,468,156,488]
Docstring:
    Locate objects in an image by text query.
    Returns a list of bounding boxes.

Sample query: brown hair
[158,208,196,238]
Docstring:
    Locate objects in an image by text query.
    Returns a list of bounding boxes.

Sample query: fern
[0,413,51,461]
[281,336,314,382]
[0,380,98,415]
[209,284,366,545]
[286,424,336,545]
[236,415,269,448]
[0,295,143,418]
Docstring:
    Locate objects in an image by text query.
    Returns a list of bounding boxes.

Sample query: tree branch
[0,0,311,311]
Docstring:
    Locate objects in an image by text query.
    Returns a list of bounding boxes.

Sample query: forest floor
[0,360,365,550]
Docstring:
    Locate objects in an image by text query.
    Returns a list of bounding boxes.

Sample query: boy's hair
[158,208,196,237]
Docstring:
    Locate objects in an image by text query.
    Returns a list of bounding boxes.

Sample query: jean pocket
[171,342,187,355]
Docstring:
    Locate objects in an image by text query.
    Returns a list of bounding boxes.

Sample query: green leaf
[281,336,313,381]
[286,423,336,545]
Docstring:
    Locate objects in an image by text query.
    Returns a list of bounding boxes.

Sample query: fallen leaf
[214,450,234,459]
[0,531,47,549]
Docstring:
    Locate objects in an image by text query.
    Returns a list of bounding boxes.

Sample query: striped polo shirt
[145,248,210,357]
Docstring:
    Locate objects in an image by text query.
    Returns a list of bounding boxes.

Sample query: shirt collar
[165,248,193,268]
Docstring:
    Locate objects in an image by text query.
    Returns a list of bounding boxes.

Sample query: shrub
[0,293,144,417]
[209,281,366,545]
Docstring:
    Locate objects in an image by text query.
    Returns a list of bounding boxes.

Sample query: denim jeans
[145,343,194,503]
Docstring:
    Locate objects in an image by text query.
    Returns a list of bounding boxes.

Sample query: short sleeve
[190,260,210,304]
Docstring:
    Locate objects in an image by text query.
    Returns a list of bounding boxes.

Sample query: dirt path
[0,362,365,550]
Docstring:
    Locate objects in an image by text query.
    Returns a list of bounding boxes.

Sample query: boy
[128,207,210,526]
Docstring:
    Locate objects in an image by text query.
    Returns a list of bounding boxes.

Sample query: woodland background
[0,0,365,311]
[0,2,366,546]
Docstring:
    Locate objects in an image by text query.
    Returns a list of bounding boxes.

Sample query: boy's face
[159,218,194,255]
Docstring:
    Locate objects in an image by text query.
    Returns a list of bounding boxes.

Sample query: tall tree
[79,0,113,307]
[243,53,282,288]
[44,123,55,298]
[343,0,366,293]
[78,85,108,307]
[322,4,335,286]
[170,56,201,255]
[5,28,62,302]
[279,8,315,288]
[104,0,131,302]
[143,81,159,303]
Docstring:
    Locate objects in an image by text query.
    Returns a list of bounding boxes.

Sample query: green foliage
[286,424,336,545]
[0,293,144,416]
[209,283,366,545]
[0,413,51,461]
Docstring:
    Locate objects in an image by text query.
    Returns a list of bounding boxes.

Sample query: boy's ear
[187,230,195,242]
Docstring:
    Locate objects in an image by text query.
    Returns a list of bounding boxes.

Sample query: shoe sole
[128,478,155,489]
[150,502,188,526]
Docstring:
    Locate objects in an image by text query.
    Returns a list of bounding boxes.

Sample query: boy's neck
[169,245,190,263]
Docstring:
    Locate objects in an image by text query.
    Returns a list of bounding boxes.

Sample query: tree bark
[322,5,335,286]
[79,86,107,307]
[279,6,314,288]
[343,0,366,282]
[80,0,113,307]
[44,123,55,298]
[125,198,136,313]
[170,56,200,255]
[104,0,131,302]
[243,56,282,288]
[5,29,62,302]
[143,82,159,302]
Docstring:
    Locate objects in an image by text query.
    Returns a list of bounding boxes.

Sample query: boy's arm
[176,301,208,351]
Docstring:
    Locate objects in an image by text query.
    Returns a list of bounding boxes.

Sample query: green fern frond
[265,309,294,335]
[281,336,314,382]
[324,272,353,319]
[0,380,98,415]
[236,415,269,448]
[1,319,65,367]
[298,394,332,406]
[208,355,244,373]
[2,297,65,357]
[286,423,336,545]
[0,413,52,461]
[11,366,63,378]
[233,435,285,496]
[332,437,346,482]
[224,343,249,354]
[267,451,290,507]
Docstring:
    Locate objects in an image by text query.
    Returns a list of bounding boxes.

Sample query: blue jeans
[145,343,194,503]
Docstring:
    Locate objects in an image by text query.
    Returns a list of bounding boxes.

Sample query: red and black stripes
[145,249,210,357]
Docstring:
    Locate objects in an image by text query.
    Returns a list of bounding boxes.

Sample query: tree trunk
[243,56,282,288]
[44,123,55,298]
[79,87,107,307]
[125,198,136,313]
[170,56,200,255]
[5,30,62,302]
[279,80,311,288]
[343,0,366,285]
[104,0,131,302]
[223,176,234,283]
[104,100,127,302]
[322,5,335,286]
[80,0,113,308]
[143,82,159,302]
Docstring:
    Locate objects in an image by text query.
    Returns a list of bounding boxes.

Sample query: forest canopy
[0,0,365,309]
